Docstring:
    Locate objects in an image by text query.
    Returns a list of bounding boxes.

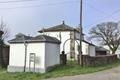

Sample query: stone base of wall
[7,65,51,73]
[82,55,117,67]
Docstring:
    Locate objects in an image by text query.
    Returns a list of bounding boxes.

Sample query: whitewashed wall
[9,43,26,66]
[45,43,60,67]
[75,41,91,55]
[74,41,95,59]
[43,31,70,54]
[26,43,45,70]
[8,42,60,73]
[42,31,95,60]
[8,43,46,72]
[89,45,95,56]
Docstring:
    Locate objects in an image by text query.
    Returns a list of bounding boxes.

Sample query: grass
[0,60,120,80]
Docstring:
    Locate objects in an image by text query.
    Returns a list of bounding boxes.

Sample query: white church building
[39,21,96,60]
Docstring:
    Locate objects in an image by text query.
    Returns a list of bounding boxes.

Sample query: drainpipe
[23,36,28,72]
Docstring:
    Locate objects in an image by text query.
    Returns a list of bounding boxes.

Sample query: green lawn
[0,60,120,80]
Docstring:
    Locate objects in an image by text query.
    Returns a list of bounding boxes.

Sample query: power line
[82,1,120,28]
[0,0,79,4]
[84,2,107,15]
[0,0,80,10]
[0,0,109,16]
[85,8,120,28]
[0,0,41,3]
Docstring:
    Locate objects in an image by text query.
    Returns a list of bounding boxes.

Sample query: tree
[89,22,120,54]
[0,20,10,40]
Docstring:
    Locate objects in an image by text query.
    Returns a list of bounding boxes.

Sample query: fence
[82,55,117,67]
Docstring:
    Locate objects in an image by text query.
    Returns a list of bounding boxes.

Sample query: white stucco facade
[74,41,95,60]
[41,31,96,60]
[42,31,70,54]
[45,43,60,67]
[8,42,60,73]
[89,45,96,56]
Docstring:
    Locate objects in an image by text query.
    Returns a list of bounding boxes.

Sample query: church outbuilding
[7,33,60,73]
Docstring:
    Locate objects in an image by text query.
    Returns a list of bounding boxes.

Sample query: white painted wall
[26,43,45,69]
[42,31,70,60]
[74,41,96,59]
[45,43,60,67]
[9,43,25,66]
[8,42,60,73]
[89,45,95,56]
[41,31,96,60]
[75,41,89,55]
[43,32,61,40]
[82,42,89,55]
[8,43,45,70]
[42,31,70,54]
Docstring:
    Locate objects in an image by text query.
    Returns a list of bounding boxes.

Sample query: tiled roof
[31,35,61,43]
[8,33,32,43]
[8,33,61,44]
[95,46,109,51]
[82,40,95,46]
[39,21,78,33]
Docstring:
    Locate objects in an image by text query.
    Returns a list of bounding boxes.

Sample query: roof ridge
[8,34,61,44]
[38,23,77,33]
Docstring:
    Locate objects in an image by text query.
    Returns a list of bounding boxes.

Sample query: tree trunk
[112,49,116,54]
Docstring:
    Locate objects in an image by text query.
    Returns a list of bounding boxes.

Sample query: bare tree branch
[89,22,120,54]
[0,20,10,40]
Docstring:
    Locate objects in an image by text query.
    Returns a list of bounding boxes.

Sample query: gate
[60,38,79,65]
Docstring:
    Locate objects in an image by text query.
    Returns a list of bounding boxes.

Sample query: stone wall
[0,45,9,68]
[82,55,117,67]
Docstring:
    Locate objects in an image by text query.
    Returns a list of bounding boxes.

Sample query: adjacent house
[8,33,61,73]
[39,21,96,60]
[95,46,109,56]
[103,45,120,58]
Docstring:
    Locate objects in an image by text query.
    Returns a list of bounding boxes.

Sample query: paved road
[46,66,120,80]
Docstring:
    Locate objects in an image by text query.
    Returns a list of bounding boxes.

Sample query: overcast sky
[0,0,120,40]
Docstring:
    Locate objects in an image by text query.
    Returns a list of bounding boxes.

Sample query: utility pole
[78,0,83,66]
